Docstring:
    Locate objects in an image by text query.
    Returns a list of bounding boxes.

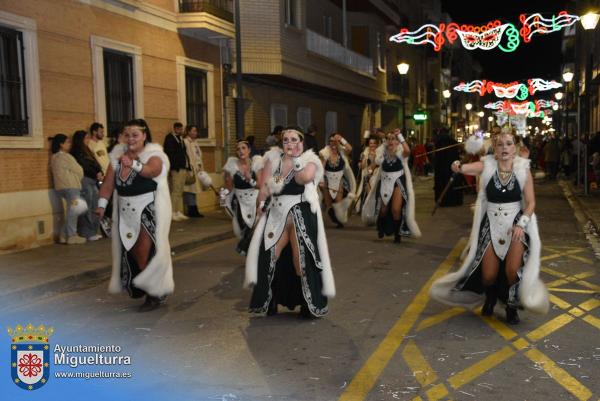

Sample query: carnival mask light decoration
[448,21,520,52]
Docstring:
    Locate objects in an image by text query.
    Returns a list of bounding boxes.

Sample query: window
[176,57,215,145]
[296,107,311,132]
[270,104,288,131]
[91,36,143,138]
[0,27,27,136]
[0,11,42,148]
[185,66,208,138]
[325,111,337,137]
[284,0,299,28]
[322,15,332,38]
[103,50,134,136]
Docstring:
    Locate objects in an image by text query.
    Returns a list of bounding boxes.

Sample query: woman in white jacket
[430,127,548,324]
[183,125,205,218]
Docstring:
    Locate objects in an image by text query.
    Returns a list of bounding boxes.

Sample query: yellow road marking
[546,278,570,288]
[425,383,449,401]
[447,346,515,389]
[548,294,572,310]
[578,280,600,292]
[573,271,596,280]
[479,315,518,340]
[526,314,575,342]
[411,397,425,401]
[548,288,598,294]
[337,239,466,401]
[578,298,600,312]
[524,348,593,401]
[416,307,465,332]
[401,340,438,386]
[582,314,600,330]
[541,267,567,278]
[566,254,593,264]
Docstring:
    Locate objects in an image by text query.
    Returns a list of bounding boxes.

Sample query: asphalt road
[3,178,599,401]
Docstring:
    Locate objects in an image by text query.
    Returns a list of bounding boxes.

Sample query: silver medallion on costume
[263,194,303,250]
[234,188,259,227]
[324,170,344,198]
[118,192,154,251]
[486,201,521,260]
[379,170,404,205]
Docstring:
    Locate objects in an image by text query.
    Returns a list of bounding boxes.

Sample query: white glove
[397,133,406,143]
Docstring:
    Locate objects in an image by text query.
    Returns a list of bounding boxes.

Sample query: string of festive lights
[485,100,556,114]
[390,11,581,52]
[520,12,580,42]
[453,79,562,99]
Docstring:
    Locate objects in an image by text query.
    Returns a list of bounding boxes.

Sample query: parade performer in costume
[319,133,355,228]
[96,119,174,312]
[245,128,335,317]
[430,128,549,324]
[354,136,380,214]
[361,130,421,243]
[221,139,263,255]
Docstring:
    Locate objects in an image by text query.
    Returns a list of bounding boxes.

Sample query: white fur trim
[430,155,548,313]
[108,143,174,297]
[223,157,239,176]
[251,155,264,173]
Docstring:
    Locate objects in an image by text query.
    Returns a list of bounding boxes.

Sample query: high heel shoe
[505,306,520,325]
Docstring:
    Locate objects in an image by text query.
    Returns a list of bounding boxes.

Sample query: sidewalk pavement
[0,211,234,307]
[563,180,600,233]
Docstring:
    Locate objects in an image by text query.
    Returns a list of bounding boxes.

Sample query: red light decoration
[454,79,562,99]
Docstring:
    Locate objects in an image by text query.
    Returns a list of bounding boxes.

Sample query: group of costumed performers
[354,135,381,214]
[319,133,356,228]
[430,127,549,324]
[220,139,264,255]
[243,128,336,318]
[96,119,174,312]
[361,129,421,243]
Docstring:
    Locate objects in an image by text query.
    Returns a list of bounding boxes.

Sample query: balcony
[177,0,235,42]
[306,29,373,76]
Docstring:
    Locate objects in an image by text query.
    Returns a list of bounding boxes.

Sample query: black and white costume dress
[361,145,421,238]
[430,155,548,313]
[319,146,356,224]
[222,156,263,254]
[108,144,174,298]
[354,148,378,213]
[244,149,335,317]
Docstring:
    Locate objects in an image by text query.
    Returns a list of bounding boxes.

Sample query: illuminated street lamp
[465,103,472,134]
[580,11,600,30]
[562,71,574,82]
[442,90,451,127]
[554,92,563,101]
[397,62,410,133]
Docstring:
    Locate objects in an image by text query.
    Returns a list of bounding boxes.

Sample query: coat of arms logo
[8,323,53,390]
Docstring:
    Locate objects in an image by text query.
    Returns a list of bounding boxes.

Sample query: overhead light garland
[454,79,562,99]
[390,11,580,53]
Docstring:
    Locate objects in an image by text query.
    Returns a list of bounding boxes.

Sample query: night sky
[441,0,569,82]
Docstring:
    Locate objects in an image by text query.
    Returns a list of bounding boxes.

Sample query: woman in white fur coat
[221,138,263,255]
[245,128,335,318]
[430,128,548,324]
[361,130,421,243]
[354,136,381,214]
[96,119,173,312]
[319,133,356,228]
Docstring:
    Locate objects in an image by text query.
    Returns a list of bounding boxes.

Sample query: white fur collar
[375,143,404,165]
[266,150,323,196]
[223,155,264,177]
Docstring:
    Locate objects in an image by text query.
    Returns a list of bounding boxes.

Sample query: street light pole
[397,62,410,133]
[442,89,451,128]
[465,102,473,135]
[234,0,244,140]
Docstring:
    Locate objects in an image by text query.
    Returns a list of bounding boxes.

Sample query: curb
[0,230,234,310]
[560,181,600,233]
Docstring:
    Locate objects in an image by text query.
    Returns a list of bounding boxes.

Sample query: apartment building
[0,0,233,252]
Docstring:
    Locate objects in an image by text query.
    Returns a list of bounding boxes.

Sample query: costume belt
[379,170,404,205]
[486,201,521,260]
[263,194,303,250]
[324,170,344,199]
[118,192,155,251]
[234,188,259,227]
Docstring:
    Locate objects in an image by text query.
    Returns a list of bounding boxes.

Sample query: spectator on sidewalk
[544,136,560,180]
[264,125,282,151]
[96,119,174,312]
[412,140,428,176]
[304,124,318,153]
[49,134,87,245]
[164,122,190,221]
[246,135,261,157]
[71,130,104,241]
[88,122,110,175]
[183,125,205,218]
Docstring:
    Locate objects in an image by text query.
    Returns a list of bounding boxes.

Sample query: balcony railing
[306,29,373,76]
[178,0,233,23]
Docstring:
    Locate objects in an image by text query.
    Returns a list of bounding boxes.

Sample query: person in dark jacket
[304,124,319,153]
[163,122,190,221]
[433,127,463,207]
[71,130,104,240]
